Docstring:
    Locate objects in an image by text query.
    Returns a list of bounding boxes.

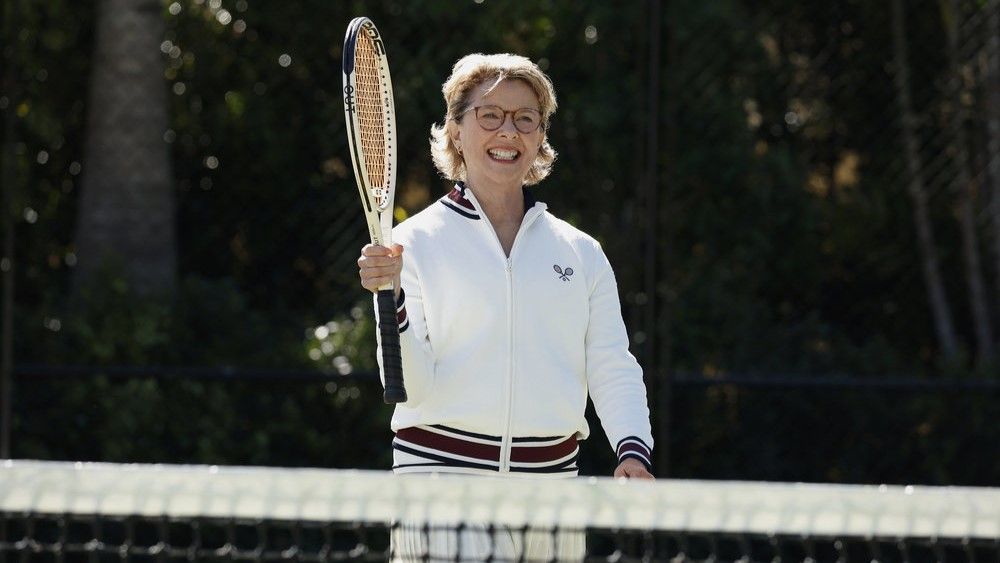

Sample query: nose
[497,113,519,136]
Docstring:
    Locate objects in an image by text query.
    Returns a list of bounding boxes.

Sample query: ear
[450,123,463,153]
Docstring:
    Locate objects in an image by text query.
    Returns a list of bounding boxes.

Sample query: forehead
[469,78,540,109]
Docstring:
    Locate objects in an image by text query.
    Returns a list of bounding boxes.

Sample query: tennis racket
[343,17,405,404]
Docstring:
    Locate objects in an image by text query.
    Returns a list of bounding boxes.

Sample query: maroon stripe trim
[510,436,577,463]
[396,426,577,465]
[396,426,500,461]
[446,187,476,211]
[617,442,651,459]
[395,288,408,331]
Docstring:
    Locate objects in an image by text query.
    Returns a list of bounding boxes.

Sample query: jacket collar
[440,181,543,221]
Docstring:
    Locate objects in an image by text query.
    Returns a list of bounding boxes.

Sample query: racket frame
[343,16,406,404]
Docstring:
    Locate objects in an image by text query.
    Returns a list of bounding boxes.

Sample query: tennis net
[1,460,998,562]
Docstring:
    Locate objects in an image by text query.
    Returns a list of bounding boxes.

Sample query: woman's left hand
[613,458,654,480]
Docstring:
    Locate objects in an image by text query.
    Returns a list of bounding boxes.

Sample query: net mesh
[353,27,390,207]
[2,461,999,563]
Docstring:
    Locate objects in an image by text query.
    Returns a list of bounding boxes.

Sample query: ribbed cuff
[616,436,652,473]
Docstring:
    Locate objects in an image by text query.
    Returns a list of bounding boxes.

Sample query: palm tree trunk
[890,0,960,362]
[74,0,175,296]
[943,0,994,365]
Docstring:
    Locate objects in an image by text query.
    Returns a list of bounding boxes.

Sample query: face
[452,78,544,190]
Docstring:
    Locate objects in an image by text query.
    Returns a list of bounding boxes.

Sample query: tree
[890,0,960,363]
[74,0,175,296]
[942,0,993,365]
[985,0,1000,349]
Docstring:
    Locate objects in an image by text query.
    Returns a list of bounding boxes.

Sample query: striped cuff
[396,288,408,333]
[616,436,652,473]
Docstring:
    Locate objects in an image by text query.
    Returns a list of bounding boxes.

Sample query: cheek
[529,137,545,158]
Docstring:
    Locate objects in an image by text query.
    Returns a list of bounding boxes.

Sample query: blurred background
[1,0,998,485]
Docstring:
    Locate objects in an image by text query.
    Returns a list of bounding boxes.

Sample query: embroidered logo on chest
[553,264,574,281]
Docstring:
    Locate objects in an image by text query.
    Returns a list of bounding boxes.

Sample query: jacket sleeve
[373,244,436,406]
[584,242,655,472]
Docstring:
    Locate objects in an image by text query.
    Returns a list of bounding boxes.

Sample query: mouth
[487,148,520,162]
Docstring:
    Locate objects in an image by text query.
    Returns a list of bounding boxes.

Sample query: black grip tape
[377,289,407,403]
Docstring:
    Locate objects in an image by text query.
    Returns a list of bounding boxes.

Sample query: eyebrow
[476,103,542,112]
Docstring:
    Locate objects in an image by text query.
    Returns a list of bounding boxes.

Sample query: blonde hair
[429,53,558,186]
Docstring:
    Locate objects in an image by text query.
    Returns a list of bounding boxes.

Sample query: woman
[358,53,654,560]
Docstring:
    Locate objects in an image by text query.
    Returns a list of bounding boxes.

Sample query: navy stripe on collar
[440,182,480,219]
[438,182,542,220]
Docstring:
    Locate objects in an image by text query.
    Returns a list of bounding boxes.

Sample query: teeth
[488,149,519,161]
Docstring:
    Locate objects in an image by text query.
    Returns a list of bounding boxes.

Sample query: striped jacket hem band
[393,424,579,473]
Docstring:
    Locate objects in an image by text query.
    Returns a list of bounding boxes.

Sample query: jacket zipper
[500,257,514,472]
[463,190,545,472]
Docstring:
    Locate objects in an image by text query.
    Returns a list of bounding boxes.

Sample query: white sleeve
[584,243,655,471]
[373,246,436,406]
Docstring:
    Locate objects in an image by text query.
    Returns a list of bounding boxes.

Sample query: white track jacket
[377,184,653,475]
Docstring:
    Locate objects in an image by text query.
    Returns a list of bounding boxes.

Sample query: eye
[515,110,541,128]
[479,107,502,120]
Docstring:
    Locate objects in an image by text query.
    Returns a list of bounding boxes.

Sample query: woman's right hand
[358,243,404,299]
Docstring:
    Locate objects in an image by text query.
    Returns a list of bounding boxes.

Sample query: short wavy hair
[429,53,558,186]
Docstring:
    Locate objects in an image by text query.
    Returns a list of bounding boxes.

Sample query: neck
[465,178,525,227]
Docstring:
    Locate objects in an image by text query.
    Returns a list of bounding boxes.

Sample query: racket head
[343,17,397,247]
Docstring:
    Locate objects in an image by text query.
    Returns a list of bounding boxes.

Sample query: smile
[487,148,520,161]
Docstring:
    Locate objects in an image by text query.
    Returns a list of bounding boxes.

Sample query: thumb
[391,243,404,257]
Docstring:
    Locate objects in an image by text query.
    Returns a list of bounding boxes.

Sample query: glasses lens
[513,109,541,133]
[473,106,542,133]
[476,106,504,130]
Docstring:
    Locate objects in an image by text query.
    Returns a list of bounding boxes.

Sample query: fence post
[0,0,19,460]
[643,0,668,476]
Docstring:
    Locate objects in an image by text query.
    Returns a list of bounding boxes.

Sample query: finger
[631,468,655,480]
[360,265,402,280]
[613,460,655,480]
[361,275,397,291]
[358,250,403,267]
[361,244,394,257]
[625,465,655,480]
[358,254,402,268]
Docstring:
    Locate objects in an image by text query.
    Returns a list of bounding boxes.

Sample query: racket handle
[377,289,407,403]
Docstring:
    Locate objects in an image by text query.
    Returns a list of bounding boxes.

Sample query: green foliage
[22,266,305,367]
[15,372,394,468]
[14,269,391,468]
[304,302,377,375]
[6,0,999,482]
[669,385,999,486]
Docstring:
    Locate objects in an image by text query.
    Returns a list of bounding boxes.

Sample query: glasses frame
[459,105,545,134]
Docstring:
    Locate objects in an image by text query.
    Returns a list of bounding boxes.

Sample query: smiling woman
[355,53,654,562]
[447,79,544,211]
[429,53,558,188]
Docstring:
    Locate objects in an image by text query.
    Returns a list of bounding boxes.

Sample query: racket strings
[354,34,389,207]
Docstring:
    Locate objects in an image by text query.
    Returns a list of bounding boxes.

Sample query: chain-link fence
[2,0,999,482]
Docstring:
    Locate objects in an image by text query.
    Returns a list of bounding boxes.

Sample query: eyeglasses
[460,105,544,134]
